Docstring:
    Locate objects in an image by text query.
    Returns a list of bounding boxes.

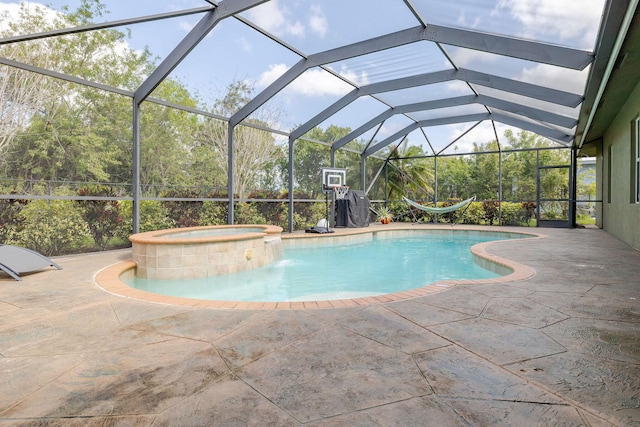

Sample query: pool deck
[1,224,639,426]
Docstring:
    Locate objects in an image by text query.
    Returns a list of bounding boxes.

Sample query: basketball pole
[325,189,330,232]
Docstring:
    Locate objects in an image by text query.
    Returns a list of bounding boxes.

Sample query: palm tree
[385,141,434,201]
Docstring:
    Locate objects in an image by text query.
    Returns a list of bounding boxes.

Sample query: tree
[0,0,158,190]
[194,81,284,199]
[437,155,473,200]
[139,80,199,195]
[471,140,500,200]
[290,125,352,196]
[0,3,64,155]
[0,0,202,198]
[385,141,434,201]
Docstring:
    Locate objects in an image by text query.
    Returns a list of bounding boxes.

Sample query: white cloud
[455,10,481,29]
[256,63,365,97]
[443,122,507,153]
[235,36,253,54]
[308,5,327,38]
[256,63,288,88]
[178,19,195,33]
[519,63,588,94]
[290,68,353,96]
[450,48,499,68]
[445,80,472,94]
[0,2,60,32]
[245,0,306,39]
[496,0,605,49]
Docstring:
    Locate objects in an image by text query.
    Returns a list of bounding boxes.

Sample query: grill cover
[336,189,370,228]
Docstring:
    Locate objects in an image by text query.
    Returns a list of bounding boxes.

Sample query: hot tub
[129,224,283,280]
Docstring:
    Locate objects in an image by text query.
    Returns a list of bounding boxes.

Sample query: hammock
[402,195,476,214]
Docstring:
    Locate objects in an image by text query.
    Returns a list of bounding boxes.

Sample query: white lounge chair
[0,244,62,281]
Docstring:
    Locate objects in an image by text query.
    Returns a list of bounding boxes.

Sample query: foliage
[375,205,393,223]
[234,202,266,225]
[14,200,90,256]
[522,202,536,225]
[116,200,174,240]
[194,81,284,199]
[161,189,205,228]
[386,142,434,200]
[0,0,156,184]
[437,156,473,200]
[248,190,284,225]
[483,200,499,225]
[289,128,333,196]
[459,202,485,225]
[0,196,27,243]
[76,185,122,250]
[201,201,227,226]
[436,199,462,224]
[500,202,524,225]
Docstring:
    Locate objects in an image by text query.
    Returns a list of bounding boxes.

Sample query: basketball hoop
[334,185,349,200]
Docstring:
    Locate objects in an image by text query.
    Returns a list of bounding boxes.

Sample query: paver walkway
[0,226,638,426]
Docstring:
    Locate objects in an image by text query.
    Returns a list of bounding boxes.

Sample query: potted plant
[376,206,393,224]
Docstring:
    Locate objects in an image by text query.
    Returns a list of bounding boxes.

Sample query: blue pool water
[127,232,521,302]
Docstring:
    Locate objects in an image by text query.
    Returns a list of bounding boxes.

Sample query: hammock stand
[402,195,476,225]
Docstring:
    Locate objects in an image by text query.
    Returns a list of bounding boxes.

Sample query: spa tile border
[95,225,544,310]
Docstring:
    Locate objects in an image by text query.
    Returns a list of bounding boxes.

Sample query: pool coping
[128,224,283,244]
[95,224,544,310]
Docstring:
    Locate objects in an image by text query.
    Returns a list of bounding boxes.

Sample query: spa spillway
[129,225,283,280]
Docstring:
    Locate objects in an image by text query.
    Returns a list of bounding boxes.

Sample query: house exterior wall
[602,79,640,250]
[595,143,603,229]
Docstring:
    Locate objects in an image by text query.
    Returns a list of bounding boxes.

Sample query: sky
[0,0,607,154]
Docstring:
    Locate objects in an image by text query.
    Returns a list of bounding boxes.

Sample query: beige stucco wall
[602,79,640,250]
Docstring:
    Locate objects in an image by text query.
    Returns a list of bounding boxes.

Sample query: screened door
[536,165,570,227]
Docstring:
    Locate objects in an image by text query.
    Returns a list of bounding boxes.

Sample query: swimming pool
[125,230,526,302]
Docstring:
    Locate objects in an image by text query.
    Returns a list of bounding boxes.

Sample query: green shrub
[0,196,28,244]
[161,189,204,228]
[499,202,524,225]
[15,200,90,256]
[248,190,284,225]
[279,209,311,231]
[201,201,227,225]
[116,200,174,241]
[77,185,122,250]
[521,202,536,226]
[459,202,485,225]
[483,200,499,225]
[234,202,266,224]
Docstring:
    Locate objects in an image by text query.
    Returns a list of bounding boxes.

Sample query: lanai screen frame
[0,0,634,233]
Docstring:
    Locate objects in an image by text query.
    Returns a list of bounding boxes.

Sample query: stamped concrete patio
[0,225,639,426]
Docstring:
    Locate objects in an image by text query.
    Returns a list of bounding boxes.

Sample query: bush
[77,185,122,250]
[459,202,485,225]
[483,200,499,225]
[201,201,227,225]
[248,190,284,225]
[499,202,524,225]
[234,202,266,224]
[116,200,174,242]
[520,202,536,226]
[0,196,27,244]
[161,189,205,228]
[15,200,90,256]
